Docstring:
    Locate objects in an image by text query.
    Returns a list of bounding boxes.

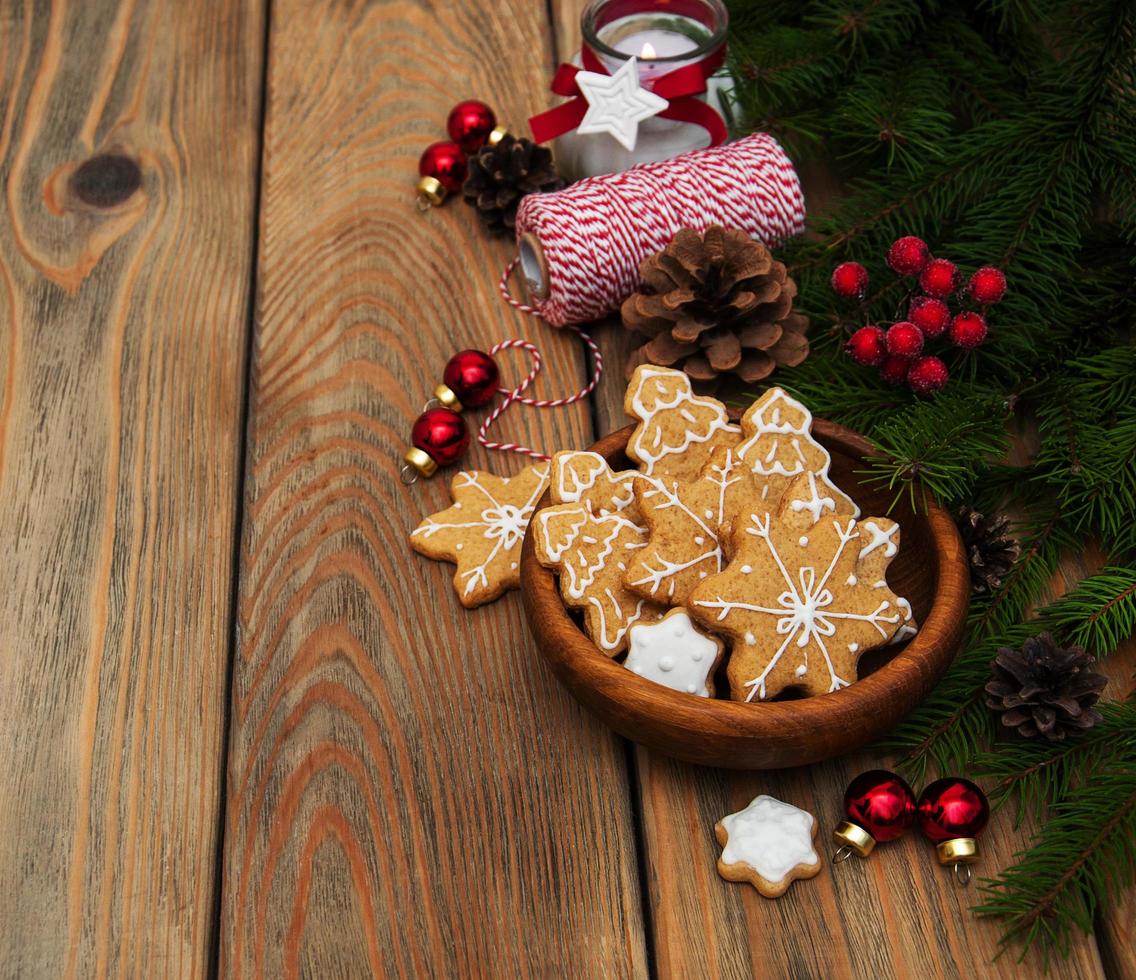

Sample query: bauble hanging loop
[832,769,916,862]
[916,776,990,886]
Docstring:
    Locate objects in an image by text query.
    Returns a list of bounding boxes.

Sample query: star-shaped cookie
[624,608,723,697]
[410,463,549,608]
[550,450,649,520]
[716,795,821,898]
[575,56,668,151]
[688,471,907,700]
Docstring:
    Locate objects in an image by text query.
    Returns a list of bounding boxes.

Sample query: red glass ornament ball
[419,141,467,194]
[887,236,931,276]
[949,311,988,349]
[886,321,925,358]
[919,258,960,299]
[917,777,990,842]
[908,355,950,395]
[446,100,498,154]
[969,265,1007,305]
[844,769,917,843]
[444,349,500,408]
[411,407,469,467]
[831,261,870,300]
[845,325,888,367]
[909,296,951,338]
[879,355,912,386]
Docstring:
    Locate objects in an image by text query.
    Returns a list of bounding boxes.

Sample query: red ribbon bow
[529,44,727,148]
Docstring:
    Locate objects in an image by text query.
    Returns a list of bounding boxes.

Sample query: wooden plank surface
[0,0,264,976]
[219,1,648,976]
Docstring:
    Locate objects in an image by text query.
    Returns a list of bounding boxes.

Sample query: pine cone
[462,135,564,234]
[957,506,1021,595]
[621,225,809,386]
[985,633,1107,741]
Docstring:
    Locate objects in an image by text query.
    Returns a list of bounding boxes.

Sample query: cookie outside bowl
[519,417,969,770]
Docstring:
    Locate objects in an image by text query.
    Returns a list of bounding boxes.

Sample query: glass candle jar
[556,0,730,179]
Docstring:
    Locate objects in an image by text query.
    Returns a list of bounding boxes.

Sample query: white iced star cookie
[575,56,668,151]
[624,608,724,697]
[715,795,821,898]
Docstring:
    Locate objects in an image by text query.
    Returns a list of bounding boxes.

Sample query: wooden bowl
[520,418,969,769]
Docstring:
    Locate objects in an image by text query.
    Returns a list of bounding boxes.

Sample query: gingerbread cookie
[625,446,760,606]
[550,450,647,519]
[624,365,741,479]
[688,471,908,700]
[624,608,724,697]
[735,386,859,516]
[410,463,549,608]
[532,502,665,653]
[715,795,821,898]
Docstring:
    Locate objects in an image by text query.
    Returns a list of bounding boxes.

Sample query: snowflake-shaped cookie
[715,795,821,898]
[624,608,724,697]
[532,502,665,653]
[550,450,648,520]
[625,446,759,606]
[689,471,907,700]
[410,463,549,608]
[624,365,741,479]
[735,386,859,516]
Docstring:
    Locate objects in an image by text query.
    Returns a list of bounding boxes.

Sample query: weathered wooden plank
[0,0,264,976]
[220,1,647,976]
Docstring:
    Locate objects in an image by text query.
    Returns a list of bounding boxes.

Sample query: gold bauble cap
[487,126,508,147]
[416,176,446,207]
[404,446,438,478]
[833,821,876,858]
[936,838,979,865]
[433,383,463,412]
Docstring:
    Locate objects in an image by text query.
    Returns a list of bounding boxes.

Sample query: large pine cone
[957,507,1021,595]
[985,632,1107,741]
[621,225,809,385]
[462,134,564,234]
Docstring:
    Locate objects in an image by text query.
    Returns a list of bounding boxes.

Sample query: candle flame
[640,41,657,60]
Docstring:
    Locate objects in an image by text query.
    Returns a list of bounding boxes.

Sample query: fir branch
[1040,566,1136,658]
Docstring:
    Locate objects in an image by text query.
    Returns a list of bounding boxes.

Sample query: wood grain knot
[68,154,142,208]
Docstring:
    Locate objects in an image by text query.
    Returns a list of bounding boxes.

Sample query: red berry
[879,355,912,386]
[831,261,869,300]
[908,296,951,338]
[887,236,930,276]
[949,311,988,349]
[908,356,949,395]
[968,265,1007,305]
[886,321,924,358]
[845,325,887,366]
[919,258,959,299]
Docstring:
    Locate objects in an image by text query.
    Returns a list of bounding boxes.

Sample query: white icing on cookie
[892,597,918,642]
[859,520,899,559]
[624,610,720,697]
[788,472,836,524]
[718,796,818,885]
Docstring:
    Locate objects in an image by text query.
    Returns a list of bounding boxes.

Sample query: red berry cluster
[832,237,1007,396]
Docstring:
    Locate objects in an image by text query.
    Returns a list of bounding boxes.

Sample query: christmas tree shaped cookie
[735,387,859,516]
[411,463,549,608]
[689,471,906,700]
[624,365,741,479]
[550,450,648,520]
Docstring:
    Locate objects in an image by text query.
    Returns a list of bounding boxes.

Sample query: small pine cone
[985,633,1107,741]
[957,506,1021,595]
[461,135,564,234]
[620,226,809,387]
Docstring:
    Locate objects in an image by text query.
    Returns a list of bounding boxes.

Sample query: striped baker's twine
[483,133,803,462]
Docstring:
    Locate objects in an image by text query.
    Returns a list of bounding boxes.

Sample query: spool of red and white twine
[405,135,805,478]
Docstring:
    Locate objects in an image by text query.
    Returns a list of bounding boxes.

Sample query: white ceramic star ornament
[575,57,668,151]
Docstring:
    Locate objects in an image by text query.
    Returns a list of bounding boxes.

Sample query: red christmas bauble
[919,258,959,299]
[968,265,1007,305]
[909,296,951,338]
[886,321,924,358]
[443,349,500,408]
[446,100,497,154]
[831,261,870,300]
[887,236,930,276]
[419,141,467,194]
[845,325,887,366]
[949,311,988,349]
[908,355,949,395]
[411,407,469,467]
[917,777,989,842]
[879,355,912,386]
[844,770,917,843]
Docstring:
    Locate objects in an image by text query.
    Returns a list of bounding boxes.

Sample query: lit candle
[555,0,730,179]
